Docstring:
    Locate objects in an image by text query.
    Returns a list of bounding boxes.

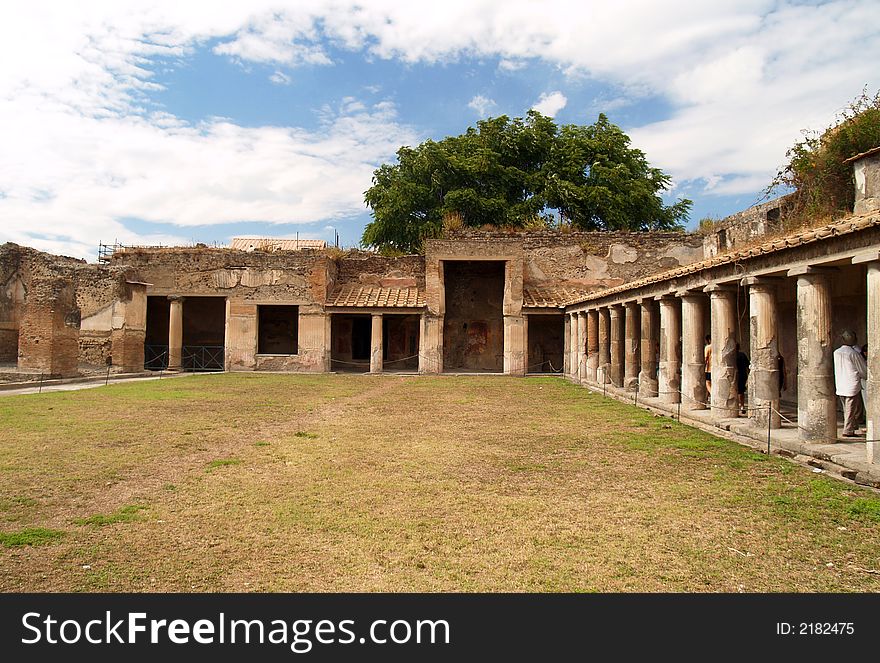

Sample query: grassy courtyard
[0,373,878,592]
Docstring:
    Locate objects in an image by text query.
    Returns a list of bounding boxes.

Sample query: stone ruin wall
[853,150,880,215]
[701,195,795,258]
[442,229,705,295]
[112,247,335,373]
[113,247,331,309]
[1,243,85,373]
[0,242,146,376]
[333,251,425,290]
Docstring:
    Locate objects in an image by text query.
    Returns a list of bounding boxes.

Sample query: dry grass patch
[0,374,878,592]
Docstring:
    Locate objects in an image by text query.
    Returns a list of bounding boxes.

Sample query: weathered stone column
[563,313,571,376]
[609,305,624,387]
[577,311,588,383]
[679,291,708,410]
[789,267,837,442]
[586,309,599,383]
[110,281,147,373]
[743,277,782,429]
[868,263,880,463]
[638,298,659,397]
[503,315,526,376]
[370,313,383,373]
[419,314,443,374]
[167,295,184,371]
[853,253,879,462]
[597,307,610,385]
[569,312,580,380]
[624,301,640,391]
[704,284,738,418]
[658,295,681,404]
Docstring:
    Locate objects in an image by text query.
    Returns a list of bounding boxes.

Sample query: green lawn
[0,373,878,592]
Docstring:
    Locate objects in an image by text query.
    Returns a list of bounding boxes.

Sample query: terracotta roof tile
[843,146,880,163]
[327,285,425,308]
[564,212,880,307]
[523,286,591,308]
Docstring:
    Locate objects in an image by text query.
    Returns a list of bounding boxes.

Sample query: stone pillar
[292,311,330,373]
[569,312,580,380]
[586,309,599,383]
[167,295,184,372]
[743,277,782,429]
[853,253,880,462]
[866,262,880,463]
[597,307,610,385]
[110,282,147,373]
[17,277,80,378]
[225,301,257,371]
[419,314,443,374]
[503,315,526,376]
[789,267,837,443]
[658,295,682,404]
[609,305,624,387]
[370,313,383,373]
[577,311,588,383]
[638,298,659,397]
[563,313,571,376]
[679,291,708,411]
[624,301,640,391]
[704,284,738,418]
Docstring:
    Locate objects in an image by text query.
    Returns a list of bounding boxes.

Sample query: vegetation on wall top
[767,89,880,224]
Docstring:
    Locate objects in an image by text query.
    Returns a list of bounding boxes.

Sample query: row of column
[564,261,880,458]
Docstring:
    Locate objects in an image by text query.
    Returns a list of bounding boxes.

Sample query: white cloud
[269,70,292,85]
[468,95,497,116]
[1,0,879,257]
[498,59,525,72]
[531,91,567,118]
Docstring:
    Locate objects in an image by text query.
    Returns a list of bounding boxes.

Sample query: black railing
[145,345,169,371]
[144,345,224,372]
[182,345,225,372]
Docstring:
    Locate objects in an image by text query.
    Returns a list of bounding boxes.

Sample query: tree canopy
[362,111,691,253]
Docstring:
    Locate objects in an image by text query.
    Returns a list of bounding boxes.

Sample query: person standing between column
[736,342,749,416]
[703,334,712,397]
[833,330,868,438]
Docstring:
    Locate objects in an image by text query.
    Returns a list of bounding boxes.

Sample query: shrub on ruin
[768,89,880,224]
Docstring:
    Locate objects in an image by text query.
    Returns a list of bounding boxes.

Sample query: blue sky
[1,1,878,259]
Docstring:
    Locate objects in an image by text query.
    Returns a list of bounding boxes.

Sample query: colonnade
[563,258,880,463]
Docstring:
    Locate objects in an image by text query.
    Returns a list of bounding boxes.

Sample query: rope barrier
[587,375,880,444]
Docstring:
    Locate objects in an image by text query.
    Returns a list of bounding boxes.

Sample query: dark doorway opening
[527,314,564,373]
[258,305,299,354]
[144,296,170,370]
[331,314,371,372]
[182,297,226,371]
[383,314,420,372]
[443,261,505,372]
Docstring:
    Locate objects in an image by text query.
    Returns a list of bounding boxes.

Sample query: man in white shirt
[833,330,868,438]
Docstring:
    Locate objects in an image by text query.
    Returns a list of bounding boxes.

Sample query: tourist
[736,343,749,415]
[833,330,868,438]
[704,334,712,399]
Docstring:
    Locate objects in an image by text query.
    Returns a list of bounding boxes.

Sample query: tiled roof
[327,286,425,308]
[523,286,591,308]
[564,212,880,307]
[231,237,327,251]
[843,146,880,163]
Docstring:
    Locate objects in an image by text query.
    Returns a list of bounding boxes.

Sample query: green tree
[362,111,690,253]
